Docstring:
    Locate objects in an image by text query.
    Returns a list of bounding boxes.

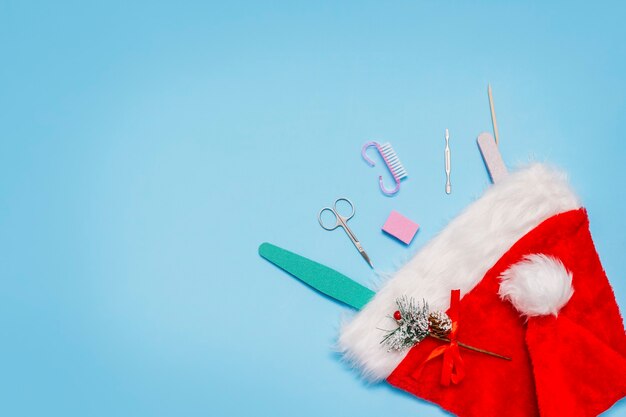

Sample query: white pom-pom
[499,254,574,317]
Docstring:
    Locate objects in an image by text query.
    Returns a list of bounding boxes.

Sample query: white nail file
[477,132,508,183]
[444,129,451,194]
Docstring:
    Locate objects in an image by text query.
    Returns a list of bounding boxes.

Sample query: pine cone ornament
[428,311,453,338]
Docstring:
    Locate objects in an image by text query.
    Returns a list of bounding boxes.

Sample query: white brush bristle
[381,143,408,180]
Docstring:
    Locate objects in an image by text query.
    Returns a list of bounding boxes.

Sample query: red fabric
[387,209,626,417]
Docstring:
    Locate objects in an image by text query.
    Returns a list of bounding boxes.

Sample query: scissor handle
[318,198,355,231]
[318,207,340,230]
[333,198,355,220]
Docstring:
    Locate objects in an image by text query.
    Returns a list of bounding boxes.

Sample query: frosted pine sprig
[381,296,430,351]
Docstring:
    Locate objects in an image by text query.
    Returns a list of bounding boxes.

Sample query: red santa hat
[339,163,626,417]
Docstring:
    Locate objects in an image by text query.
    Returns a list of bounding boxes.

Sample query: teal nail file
[258,242,375,310]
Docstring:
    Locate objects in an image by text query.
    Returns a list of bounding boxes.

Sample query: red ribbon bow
[411,289,465,386]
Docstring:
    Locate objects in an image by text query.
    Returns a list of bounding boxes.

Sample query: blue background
[1,1,625,416]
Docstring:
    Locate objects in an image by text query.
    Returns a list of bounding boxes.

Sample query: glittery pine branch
[381,296,430,351]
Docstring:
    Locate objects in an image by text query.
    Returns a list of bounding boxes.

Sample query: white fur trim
[338,163,581,380]
[499,254,574,317]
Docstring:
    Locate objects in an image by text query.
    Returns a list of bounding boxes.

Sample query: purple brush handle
[361,141,401,196]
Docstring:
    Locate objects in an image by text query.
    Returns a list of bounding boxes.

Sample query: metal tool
[317,198,374,268]
[444,128,451,194]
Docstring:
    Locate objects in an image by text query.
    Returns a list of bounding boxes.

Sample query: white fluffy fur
[499,254,574,317]
[338,164,581,380]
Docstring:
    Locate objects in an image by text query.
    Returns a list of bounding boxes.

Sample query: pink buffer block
[382,210,419,245]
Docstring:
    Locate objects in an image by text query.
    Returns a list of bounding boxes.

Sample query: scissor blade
[352,240,374,269]
[360,250,374,269]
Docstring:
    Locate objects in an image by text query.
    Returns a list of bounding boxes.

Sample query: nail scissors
[317,198,374,268]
